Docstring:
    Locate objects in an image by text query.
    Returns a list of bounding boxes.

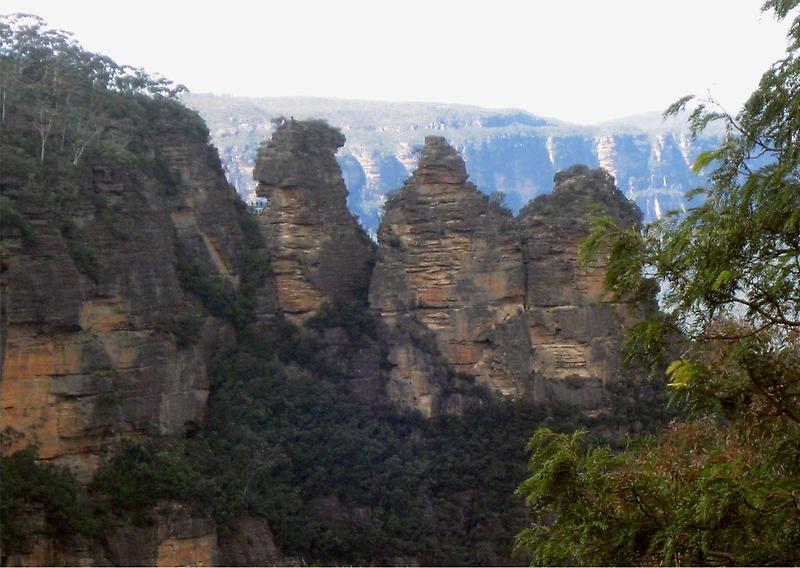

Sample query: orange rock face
[156,534,218,567]
[370,137,530,414]
[518,165,645,408]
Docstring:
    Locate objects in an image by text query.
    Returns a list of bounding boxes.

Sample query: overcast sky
[3,0,792,124]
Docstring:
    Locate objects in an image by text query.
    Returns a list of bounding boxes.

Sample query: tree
[516,1,800,565]
[0,13,187,172]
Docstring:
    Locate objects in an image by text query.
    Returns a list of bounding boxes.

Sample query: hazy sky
[4,0,792,124]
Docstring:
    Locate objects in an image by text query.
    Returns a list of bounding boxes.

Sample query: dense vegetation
[0,14,189,178]
[0,13,213,287]
[515,1,800,565]
[87,296,669,565]
[2,299,663,564]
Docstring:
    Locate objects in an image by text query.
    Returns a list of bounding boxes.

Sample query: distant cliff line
[185,93,722,234]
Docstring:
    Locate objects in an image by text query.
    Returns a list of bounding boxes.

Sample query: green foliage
[163,307,204,348]
[233,207,270,324]
[520,3,800,565]
[201,339,540,565]
[89,439,213,526]
[305,298,378,343]
[515,421,800,566]
[487,190,513,216]
[175,240,241,324]
[0,13,187,186]
[60,217,101,282]
[174,209,268,333]
[65,239,101,282]
[0,195,37,247]
[1,448,102,551]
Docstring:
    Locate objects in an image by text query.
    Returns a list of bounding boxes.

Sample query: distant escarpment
[186,93,722,234]
[369,137,649,415]
[253,119,375,322]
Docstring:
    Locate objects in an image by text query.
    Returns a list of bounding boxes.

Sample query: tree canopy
[0,13,186,173]
[516,1,800,565]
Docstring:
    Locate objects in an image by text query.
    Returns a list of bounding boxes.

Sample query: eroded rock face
[105,502,219,567]
[370,140,647,415]
[370,136,529,415]
[254,119,375,322]
[217,516,282,567]
[0,110,272,477]
[518,165,644,408]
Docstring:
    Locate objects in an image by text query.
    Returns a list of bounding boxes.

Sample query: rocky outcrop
[0,105,273,477]
[370,138,647,415]
[2,502,219,567]
[105,502,219,567]
[217,516,282,566]
[254,119,375,322]
[518,165,644,408]
[370,136,529,416]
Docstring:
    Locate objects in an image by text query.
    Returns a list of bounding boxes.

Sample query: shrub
[1,448,101,550]
[0,197,37,248]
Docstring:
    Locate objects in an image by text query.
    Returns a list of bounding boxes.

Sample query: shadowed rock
[0,108,272,477]
[255,119,375,322]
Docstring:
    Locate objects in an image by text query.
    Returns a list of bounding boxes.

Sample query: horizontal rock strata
[370,139,647,415]
[254,119,375,322]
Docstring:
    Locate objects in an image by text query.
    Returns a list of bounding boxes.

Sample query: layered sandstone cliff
[518,165,644,408]
[0,104,274,477]
[369,137,529,416]
[254,119,375,322]
[2,500,282,567]
[370,138,646,415]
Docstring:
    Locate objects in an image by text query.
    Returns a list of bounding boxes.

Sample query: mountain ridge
[184,93,722,233]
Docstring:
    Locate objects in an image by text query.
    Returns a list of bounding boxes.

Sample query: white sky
[3,0,792,124]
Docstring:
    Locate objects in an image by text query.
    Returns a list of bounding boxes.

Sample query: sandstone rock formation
[370,138,647,415]
[519,165,644,408]
[2,501,220,566]
[217,515,282,566]
[254,119,375,322]
[0,109,272,477]
[369,136,529,416]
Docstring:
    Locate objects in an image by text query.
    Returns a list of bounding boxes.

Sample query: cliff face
[518,165,644,408]
[2,93,654,564]
[369,137,528,416]
[370,138,647,415]
[3,502,280,567]
[253,119,375,322]
[0,101,272,477]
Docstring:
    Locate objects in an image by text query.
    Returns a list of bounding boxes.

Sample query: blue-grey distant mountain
[184,94,722,234]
